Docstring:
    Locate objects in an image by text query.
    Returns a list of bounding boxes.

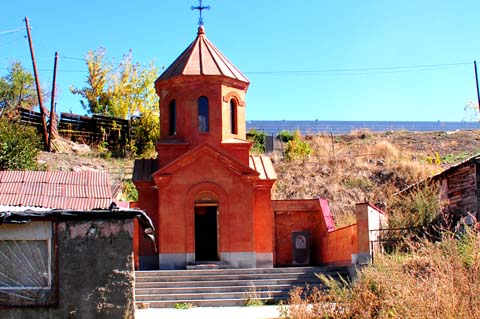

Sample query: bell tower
[133,18,277,270]
[154,26,251,167]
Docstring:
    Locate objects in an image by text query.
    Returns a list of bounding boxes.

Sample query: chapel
[133,25,277,270]
[132,24,384,271]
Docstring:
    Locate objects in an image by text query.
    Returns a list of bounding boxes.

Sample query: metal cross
[191,0,211,26]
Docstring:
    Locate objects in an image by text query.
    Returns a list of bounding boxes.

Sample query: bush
[284,131,312,160]
[0,118,41,170]
[281,230,480,319]
[121,180,138,202]
[277,130,294,143]
[247,129,266,154]
[130,112,159,158]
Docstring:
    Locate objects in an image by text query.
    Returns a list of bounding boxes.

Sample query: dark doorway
[194,205,218,262]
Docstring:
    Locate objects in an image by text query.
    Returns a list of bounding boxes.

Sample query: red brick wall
[156,153,256,255]
[273,199,329,266]
[132,182,158,257]
[322,224,358,264]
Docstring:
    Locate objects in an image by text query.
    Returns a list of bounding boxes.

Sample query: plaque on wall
[292,231,310,266]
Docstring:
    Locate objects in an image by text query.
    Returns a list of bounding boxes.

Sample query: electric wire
[0,60,475,76]
[0,27,26,37]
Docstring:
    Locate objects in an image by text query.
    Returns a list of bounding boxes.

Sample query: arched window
[198,96,209,133]
[230,99,237,134]
[169,100,176,136]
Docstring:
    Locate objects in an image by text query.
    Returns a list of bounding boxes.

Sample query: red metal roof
[0,171,113,210]
[157,26,249,84]
[249,155,277,180]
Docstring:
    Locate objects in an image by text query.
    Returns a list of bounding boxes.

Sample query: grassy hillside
[272,130,480,226]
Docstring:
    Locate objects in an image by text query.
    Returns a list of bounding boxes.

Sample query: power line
[0,27,26,37]
[0,60,474,77]
[243,62,471,75]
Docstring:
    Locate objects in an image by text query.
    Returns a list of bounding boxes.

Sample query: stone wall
[1,219,135,319]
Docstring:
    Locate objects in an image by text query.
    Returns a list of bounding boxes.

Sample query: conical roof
[156,26,249,84]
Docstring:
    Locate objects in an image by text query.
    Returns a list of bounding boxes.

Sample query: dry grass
[280,229,480,319]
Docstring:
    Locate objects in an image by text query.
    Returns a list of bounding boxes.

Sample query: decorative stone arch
[185,182,230,263]
[223,91,245,107]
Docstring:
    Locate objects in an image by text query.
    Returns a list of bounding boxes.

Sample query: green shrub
[277,130,294,143]
[121,180,138,202]
[284,130,312,160]
[0,118,41,170]
[389,182,443,231]
[247,129,266,154]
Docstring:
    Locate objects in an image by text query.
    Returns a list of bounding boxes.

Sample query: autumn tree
[0,61,39,114]
[71,48,160,157]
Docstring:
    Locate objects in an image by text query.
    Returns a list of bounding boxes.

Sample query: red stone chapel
[133,26,386,270]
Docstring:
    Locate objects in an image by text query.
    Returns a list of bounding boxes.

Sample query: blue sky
[1,0,480,121]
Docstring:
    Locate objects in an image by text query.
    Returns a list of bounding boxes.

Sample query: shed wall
[1,219,135,319]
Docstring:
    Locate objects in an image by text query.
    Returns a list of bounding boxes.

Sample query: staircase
[135,266,350,308]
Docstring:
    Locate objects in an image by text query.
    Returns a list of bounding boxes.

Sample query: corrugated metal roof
[249,155,277,181]
[0,171,113,210]
[157,26,249,85]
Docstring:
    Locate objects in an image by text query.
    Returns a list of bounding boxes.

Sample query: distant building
[401,154,480,226]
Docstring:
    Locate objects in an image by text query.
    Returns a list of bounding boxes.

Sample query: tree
[0,62,38,113]
[0,117,41,170]
[70,48,160,157]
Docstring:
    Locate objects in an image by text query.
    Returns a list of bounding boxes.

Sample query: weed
[173,302,195,309]
[281,230,480,319]
[244,283,273,306]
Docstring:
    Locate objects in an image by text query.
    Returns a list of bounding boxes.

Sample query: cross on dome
[191,0,211,26]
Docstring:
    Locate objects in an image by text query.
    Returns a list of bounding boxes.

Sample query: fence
[18,108,132,155]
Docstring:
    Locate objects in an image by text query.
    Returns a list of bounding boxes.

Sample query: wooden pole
[48,52,59,152]
[24,16,49,149]
[475,61,480,114]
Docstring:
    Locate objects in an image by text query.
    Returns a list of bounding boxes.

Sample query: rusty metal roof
[249,155,277,180]
[0,171,113,210]
[157,26,249,84]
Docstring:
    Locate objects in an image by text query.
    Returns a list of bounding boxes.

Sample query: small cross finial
[191,0,211,26]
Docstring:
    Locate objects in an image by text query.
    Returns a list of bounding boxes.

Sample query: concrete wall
[353,203,387,265]
[1,219,135,319]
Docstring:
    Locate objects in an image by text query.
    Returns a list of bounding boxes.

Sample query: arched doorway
[194,201,219,262]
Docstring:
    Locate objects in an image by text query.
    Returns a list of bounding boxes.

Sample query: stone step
[135,266,346,277]
[135,277,321,289]
[136,289,287,302]
[135,283,320,295]
[135,272,318,283]
[139,296,289,308]
[134,266,351,308]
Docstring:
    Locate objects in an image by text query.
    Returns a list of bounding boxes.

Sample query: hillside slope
[272,130,480,226]
[37,130,480,225]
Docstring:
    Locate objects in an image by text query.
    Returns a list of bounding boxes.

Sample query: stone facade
[1,218,136,319]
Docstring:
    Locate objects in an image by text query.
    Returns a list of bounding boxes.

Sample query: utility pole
[475,61,480,114]
[48,52,59,152]
[24,16,49,149]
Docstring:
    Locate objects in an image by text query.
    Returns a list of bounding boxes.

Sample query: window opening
[198,96,209,133]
